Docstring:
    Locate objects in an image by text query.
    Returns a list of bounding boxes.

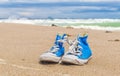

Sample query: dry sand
[0,23,120,76]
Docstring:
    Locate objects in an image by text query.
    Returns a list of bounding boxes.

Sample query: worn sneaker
[61,34,92,65]
[40,34,67,63]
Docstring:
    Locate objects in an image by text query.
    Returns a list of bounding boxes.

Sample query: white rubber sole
[40,53,61,63]
[61,55,92,65]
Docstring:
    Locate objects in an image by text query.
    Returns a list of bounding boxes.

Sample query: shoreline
[1,22,120,31]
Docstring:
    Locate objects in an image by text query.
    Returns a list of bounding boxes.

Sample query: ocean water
[0,19,120,31]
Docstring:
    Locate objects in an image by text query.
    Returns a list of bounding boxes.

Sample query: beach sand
[0,23,120,76]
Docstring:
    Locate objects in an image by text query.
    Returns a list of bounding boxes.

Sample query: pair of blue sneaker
[40,34,92,65]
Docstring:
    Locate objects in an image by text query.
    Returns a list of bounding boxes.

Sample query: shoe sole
[61,56,92,65]
[40,55,61,63]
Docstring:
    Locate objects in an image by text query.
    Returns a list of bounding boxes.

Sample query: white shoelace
[50,45,59,53]
[47,35,83,56]
[67,39,82,56]
[49,38,67,53]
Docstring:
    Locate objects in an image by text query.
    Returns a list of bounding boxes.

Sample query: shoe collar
[77,34,88,43]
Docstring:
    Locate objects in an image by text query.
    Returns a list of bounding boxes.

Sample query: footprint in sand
[0,58,6,64]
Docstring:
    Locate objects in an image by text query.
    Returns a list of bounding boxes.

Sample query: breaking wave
[0,18,120,31]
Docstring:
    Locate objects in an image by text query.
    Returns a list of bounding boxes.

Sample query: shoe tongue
[61,34,67,39]
[55,34,61,41]
[55,34,64,47]
[54,34,67,47]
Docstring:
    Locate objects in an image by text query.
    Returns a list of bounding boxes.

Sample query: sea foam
[0,19,120,31]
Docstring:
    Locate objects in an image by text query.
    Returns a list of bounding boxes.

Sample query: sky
[0,0,120,19]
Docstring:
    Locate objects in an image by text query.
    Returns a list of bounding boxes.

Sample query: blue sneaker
[61,34,92,65]
[40,34,67,63]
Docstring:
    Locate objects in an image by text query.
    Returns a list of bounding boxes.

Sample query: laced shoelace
[67,39,82,56]
[49,45,59,53]
[49,39,66,53]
